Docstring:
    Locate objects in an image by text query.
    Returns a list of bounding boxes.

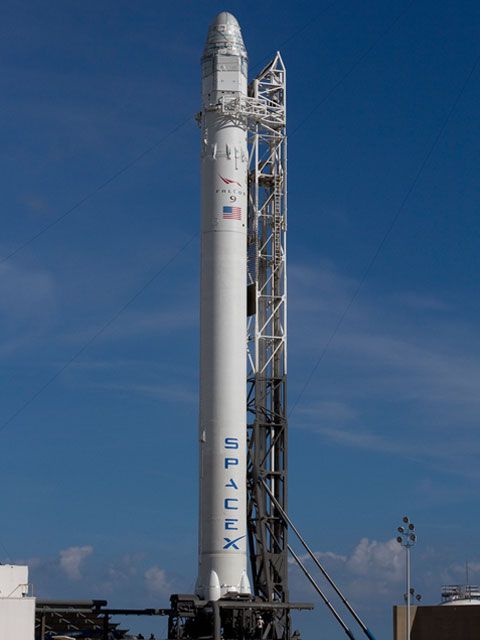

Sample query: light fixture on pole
[408,587,422,603]
[396,516,417,640]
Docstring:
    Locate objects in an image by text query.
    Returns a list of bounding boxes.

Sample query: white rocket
[196,12,251,601]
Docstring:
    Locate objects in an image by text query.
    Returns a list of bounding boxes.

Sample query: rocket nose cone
[211,11,240,28]
[203,11,246,59]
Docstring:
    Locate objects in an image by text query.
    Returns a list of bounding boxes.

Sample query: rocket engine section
[196,12,251,601]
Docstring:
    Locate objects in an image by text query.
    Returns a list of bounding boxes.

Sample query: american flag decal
[223,206,242,220]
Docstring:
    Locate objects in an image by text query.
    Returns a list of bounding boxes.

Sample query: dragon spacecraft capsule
[196,12,251,601]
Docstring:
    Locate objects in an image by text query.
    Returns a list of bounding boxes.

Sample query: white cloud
[298,400,356,424]
[444,561,480,583]
[391,291,448,311]
[291,536,406,605]
[288,262,480,476]
[93,553,143,595]
[0,262,55,322]
[20,194,52,215]
[144,565,171,594]
[94,382,197,404]
[466,563,480,574]
[59,545,93,580]
[346,537,403,582]
[0,261,56,354]
[289,549,347,565]
[314,425,410,456]
[294,537,403,583]
[107,554,141,581]
[315,550,348,562]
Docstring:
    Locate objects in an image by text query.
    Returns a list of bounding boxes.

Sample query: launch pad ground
[34,595,312,640]
[168,594,312,640]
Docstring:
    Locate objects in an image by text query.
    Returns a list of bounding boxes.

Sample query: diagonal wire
[290,0,415,137]
[289,51,480,418]
[0,115,194,265]
[251,0,342,74]
[0,233,198,434]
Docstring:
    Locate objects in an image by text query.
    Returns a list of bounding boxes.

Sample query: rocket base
[167,594,312,640]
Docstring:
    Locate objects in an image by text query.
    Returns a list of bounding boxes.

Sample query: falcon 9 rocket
[196,12,251,601]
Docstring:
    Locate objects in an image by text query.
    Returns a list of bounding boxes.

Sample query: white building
[0,565,35,640]
[441,584,480,606]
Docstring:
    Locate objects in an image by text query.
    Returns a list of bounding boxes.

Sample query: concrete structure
[0,565,35,640]
[393,603,480,640]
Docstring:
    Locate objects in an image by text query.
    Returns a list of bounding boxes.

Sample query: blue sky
[1,0,480,637]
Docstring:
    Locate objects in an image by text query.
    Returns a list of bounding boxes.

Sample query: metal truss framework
[35,600,167,639]
[246,52,289,639]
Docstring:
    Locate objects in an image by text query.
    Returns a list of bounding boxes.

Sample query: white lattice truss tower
[246,52,289,630]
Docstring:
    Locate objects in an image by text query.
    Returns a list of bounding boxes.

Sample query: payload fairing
[196,12,251,601]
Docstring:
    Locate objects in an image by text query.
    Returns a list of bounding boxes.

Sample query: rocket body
[196,12,251,601]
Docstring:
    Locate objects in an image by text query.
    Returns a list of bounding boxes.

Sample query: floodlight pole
[396,516,416,640]
[406,543,411,640]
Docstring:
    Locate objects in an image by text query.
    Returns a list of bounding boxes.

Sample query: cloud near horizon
[144,565,172,594]
[59,545,94,581]
[288,263,480,477]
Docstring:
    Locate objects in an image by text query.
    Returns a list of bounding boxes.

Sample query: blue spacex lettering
[224,535,245,550]
[223,436,241,550]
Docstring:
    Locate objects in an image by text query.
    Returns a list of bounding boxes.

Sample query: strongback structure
[246,53,289,636]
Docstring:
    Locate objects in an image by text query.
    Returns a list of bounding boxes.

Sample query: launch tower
[246,52,290,638]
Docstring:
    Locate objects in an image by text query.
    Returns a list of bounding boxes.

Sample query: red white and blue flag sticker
[223,206,242,220]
